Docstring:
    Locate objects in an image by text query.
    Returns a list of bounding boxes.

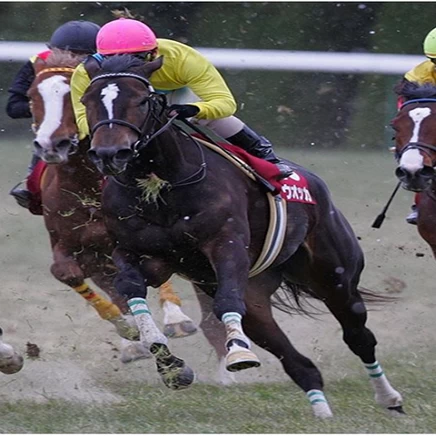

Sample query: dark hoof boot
[388,405,406,415]
[406,205,418,225]
[151,343,195,390]
[163,320,198,338]
[9,186,32,209]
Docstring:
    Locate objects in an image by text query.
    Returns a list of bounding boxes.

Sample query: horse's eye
[139,97,149,106]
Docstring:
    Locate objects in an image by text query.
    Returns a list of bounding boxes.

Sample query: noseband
[89,73,175,154]
[395,98,436,164]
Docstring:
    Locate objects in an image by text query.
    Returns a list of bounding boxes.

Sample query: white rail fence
[0,41,424,75]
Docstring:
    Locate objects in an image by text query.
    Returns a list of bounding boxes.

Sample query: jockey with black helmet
[6,20,101,209]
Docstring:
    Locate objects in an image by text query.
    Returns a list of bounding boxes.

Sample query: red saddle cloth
[26,160,47,215]
[197,137,316,205]
[25,138,316,215]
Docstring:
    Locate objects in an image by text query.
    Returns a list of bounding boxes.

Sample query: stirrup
[9,181,32,209]
[406,210,418,225]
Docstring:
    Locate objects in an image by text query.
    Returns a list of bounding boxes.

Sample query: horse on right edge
[392,81,436,257]
[81,54,404,418]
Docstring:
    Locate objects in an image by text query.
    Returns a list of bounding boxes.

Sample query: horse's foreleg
[51,244,138,340]
[325,292,403,415]
[159,280,197,338]
[193,285,236,385]
[202,236,261,372]
[112,247,194,389]
[0,328,24,375]
[91,273,148,362]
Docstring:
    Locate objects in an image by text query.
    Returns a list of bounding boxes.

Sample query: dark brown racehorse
[27,50,200,364]
[29,51,234,382]
[392,81,436,256]
[81,54,403,417]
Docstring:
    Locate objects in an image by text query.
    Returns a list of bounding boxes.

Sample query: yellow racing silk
[405,59,436,85]
[71,38,237,140]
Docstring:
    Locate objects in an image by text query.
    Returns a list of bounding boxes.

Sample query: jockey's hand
[168,104,200,120]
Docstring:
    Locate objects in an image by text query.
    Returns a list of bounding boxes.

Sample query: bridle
[33,66,80,155]
[88,72,207,187]
[89,72,175,155]
[395,98,436,163]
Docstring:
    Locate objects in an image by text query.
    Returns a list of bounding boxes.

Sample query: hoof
[388,405,406,416]
[151,343,195,390]
[163,320,198,338]
[110,316,140,341]
[120,340,152,364]
[225,345,261,372]
[0,353,24,375]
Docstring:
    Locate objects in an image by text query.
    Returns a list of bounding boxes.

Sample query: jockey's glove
[168,104,200,120]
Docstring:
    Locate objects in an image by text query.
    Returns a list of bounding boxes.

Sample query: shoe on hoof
[225,345,261,372]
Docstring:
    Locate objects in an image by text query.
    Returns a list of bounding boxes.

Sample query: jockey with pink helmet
[71,18,293,179]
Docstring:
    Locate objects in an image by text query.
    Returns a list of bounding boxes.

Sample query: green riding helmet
[423,27,436,59]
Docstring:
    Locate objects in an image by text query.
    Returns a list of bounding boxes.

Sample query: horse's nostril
[395,167,406,179]
[33,140,42,151]
[419,166,435,179]
[114,149,133,162]
[87,149,99,163]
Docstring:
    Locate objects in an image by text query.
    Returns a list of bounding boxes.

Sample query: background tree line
[0,2,433,149]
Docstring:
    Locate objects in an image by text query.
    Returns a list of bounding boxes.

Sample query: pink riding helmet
[96,18,158,55]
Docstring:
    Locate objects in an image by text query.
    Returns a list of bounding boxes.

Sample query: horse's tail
[272,280,398,317]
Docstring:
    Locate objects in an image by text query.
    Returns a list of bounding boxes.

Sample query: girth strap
[193,137,287,277]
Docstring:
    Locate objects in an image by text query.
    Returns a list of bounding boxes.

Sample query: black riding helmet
[48,20,100,54]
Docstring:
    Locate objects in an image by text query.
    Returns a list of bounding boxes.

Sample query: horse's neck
[130,127,198,181]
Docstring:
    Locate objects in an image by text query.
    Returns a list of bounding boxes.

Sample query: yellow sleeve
[71,62,91,140]
[405,60,436,85]
[176,48,237,119]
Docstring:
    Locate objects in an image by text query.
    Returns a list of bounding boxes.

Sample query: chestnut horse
[29,50,233,383]
[392,81,436,256]
[27,51,198,364]
[81,54,403,417]
[0,327,23,375]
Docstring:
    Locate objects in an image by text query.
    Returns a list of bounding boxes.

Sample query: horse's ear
[141,56,164,79]
[84,56,102,79]
[32,57,47,75]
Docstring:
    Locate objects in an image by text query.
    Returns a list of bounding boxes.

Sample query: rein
[36,67,75,77]
[89,72,207,188]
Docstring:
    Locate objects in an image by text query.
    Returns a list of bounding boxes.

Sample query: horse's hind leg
[0,328,24,375]
[243,272,333,418]
[159,280,197,338]
[322,289,404,415]
[91,272,150,363]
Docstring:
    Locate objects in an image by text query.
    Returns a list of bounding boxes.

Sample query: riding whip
[371,181,401,229]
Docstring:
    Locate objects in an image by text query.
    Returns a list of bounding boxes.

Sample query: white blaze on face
[399,107,431,174]
[101,83,120,128]
[36,75,70,147]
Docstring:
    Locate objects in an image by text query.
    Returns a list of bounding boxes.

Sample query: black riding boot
[226,126,293,179]
[9,152,40,209]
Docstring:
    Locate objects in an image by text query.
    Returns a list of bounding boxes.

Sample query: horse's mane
[394,80,436,100]
[100,55,144,73]
[45,48,86,69]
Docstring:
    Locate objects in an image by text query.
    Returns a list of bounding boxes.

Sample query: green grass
[1,359,436,434]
